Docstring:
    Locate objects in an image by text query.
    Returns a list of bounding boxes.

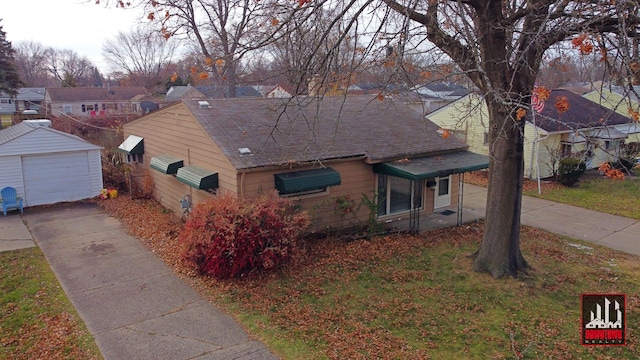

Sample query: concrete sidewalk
[462,184,640,255]
[15,202,277,360]
[0,212,36,251]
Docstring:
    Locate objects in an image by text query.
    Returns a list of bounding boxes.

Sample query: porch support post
[457,173,464,225]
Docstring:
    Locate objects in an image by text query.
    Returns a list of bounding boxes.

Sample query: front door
[434,176,451,209]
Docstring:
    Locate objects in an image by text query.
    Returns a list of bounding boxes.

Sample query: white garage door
[22,152,91,206]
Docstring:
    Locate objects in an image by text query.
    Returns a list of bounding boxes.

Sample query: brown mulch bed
[464,170,564,192]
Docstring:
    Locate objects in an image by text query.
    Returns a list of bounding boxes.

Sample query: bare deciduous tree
[47,48,97,87]
[14,41,50,87]
[103,26,180,89]
[140,0,274,97]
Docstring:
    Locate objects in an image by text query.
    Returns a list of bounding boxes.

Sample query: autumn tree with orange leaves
[99,0,640,279]
[287,0,640,278]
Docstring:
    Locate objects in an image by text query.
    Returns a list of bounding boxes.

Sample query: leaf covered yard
[98,196,640,359]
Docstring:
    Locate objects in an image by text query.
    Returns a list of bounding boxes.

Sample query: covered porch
[373,151,489,233]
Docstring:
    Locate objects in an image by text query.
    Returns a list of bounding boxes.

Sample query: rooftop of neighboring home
[46,87,150,102]
[0,88,46,101]
[169,96,470,170]
[412,82,470,98]
[531,89,634,132]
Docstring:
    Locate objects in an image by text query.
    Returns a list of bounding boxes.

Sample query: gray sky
[2,0,146,72]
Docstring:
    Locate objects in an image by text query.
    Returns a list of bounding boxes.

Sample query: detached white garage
[0,121,103,207]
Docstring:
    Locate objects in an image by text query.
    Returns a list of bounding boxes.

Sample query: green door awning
[274,167,341,195]
[150,154,183,174]
[373,151,489,180]
[118,135,144,155]
[176,165,218,190]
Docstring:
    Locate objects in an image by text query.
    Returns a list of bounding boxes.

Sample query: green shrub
[558,158,586,186]
[179,192,311,279]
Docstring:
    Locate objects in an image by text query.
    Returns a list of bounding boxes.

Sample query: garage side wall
[0,156,25,198]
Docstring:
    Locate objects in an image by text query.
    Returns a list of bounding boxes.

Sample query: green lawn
[0,247,102,360]
[524,176,640,219]
[197,224,640,359]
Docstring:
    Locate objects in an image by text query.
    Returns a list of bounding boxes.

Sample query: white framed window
[63,104,72,114]
[377,175,423,216]
[483,132,489,145]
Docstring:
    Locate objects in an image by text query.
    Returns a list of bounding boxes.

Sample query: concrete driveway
[21,202,277,360]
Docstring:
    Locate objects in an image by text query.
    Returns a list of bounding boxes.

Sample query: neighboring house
[0,120,103,207]
[120,96,488,232]
[410,82,469,114]
[164,85,206,103]
[253,85,293,98]
[428,89,636,179]
[583,87,640,144]
[0,88,46,128]
[235,86,263,98]
[0,94,13,128]
[45,87,150,118]
[15,88,46,113]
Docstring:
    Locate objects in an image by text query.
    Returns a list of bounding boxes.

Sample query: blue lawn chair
[1,187,23,216]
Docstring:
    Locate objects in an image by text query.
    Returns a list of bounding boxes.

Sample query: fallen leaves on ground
[96,193,639,359]
[465,170,564,192]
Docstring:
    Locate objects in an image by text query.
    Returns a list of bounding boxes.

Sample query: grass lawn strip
[0,247,102,360]
[524,177,640,220]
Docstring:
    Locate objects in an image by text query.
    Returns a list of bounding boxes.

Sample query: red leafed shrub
[179,192,311,279]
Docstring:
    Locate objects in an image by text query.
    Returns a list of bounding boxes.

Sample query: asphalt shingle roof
[46,87,149,102]
[533,89,634,132]
[181,96,469,170]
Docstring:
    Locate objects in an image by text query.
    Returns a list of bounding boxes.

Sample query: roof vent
[198,100,211,108]
[238,147,252,155]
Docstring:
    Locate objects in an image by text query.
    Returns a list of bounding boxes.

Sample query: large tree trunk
[473,101,529,278]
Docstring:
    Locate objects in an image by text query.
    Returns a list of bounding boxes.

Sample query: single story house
[120,96,488,232]
[582,87,640,144]
[0,120,103,207]
[45,87,150,119]
[164,85,207,104]
[0,88,46,128]
[427,89,636,179]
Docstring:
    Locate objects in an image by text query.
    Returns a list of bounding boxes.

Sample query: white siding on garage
[0,127,99,156]
[87,150,103,197]
[0,156,24,197]
[22,152,92,206]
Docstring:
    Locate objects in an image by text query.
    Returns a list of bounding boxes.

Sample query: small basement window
[150,154,184,175]
[274,168,341,196]
[117,135,144,164]
[176,165,218,191]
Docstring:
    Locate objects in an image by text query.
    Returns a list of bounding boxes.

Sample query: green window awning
[150,154,183,174]
[118,135,144,155]
[274,168,341,195]
[176,165,218,190]
[373,151,489,180]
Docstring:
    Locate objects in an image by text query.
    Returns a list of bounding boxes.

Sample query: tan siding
[240,160,375,230]
[124,104,237,215]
